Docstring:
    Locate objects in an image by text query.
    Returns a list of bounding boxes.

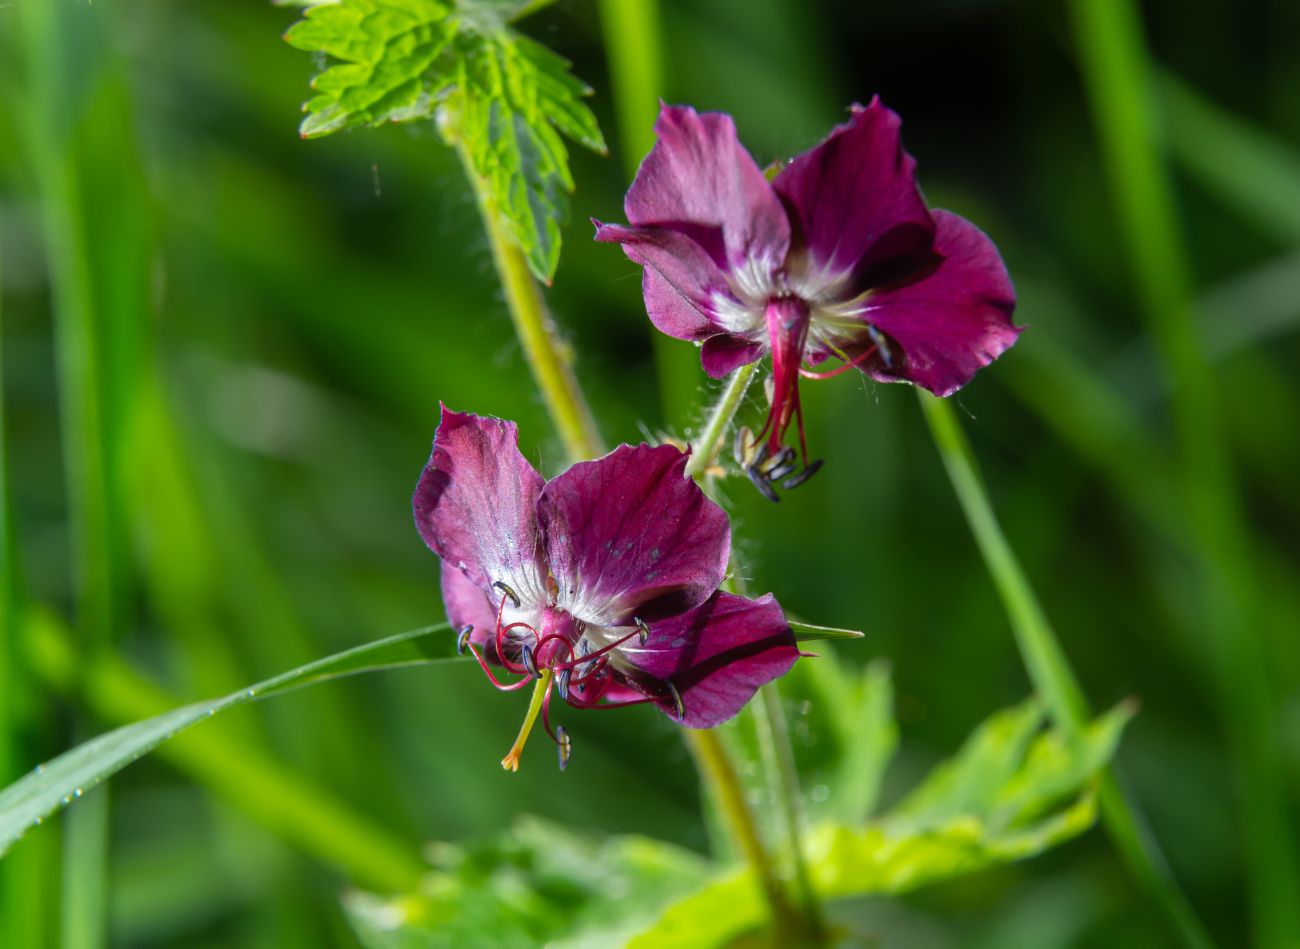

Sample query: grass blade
[1069,3,1300,943]
[1160,72,1300,244]
[0,622,458,863]
[920,392,1212,949]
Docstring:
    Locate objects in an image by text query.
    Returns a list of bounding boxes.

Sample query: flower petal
[538,443,729,627]
[855,210,1020,396]
[440,562,501,657]
[625,104,790,276]
[774,98,936,294]
[413,407,549,607]
[608,592,799,728]
[594,221,735,341]
[700,334,765,378]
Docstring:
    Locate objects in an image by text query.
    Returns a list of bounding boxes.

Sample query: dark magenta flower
[413,407,798,771]
[595,99,1019,497]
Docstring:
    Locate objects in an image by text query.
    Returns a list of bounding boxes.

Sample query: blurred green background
[2,0,1299,946]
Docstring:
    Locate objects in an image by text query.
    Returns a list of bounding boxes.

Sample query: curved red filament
[799,343,877,380]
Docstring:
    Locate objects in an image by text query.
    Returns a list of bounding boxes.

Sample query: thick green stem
[693,368,824,943]
[1070,3,1297,945]
[751,684,822,940]
[683,727,801,944]
[455,145,602,464]
[684,363,757,479]
[920,391,1212,949]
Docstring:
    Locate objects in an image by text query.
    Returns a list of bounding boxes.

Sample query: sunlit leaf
[284,0,606,280]
[343,816,711,948]
[0,623,458,858]
[631,700,1133,948]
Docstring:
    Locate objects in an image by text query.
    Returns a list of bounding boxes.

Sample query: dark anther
[574,639,595,679]
[520,644,538,677]
[867,325,892,368]
[758,446,794,475]
[492,580,521,608]
[781,459,824,490]
[555,726,572,772]
[666,680,686,722]
[634,616,651,645]
[765,457,799,482]
[456,626,473,655]
[555,667,572,701]
[745,464,781,503]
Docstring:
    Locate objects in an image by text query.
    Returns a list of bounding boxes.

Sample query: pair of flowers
[416,99,1019,770]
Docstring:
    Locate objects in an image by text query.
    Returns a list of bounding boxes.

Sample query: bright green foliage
[285,0,606,281]
[346,687,1130,948]
[628,699,1131,948]
[343,817,712,948]
[285,0,457,138]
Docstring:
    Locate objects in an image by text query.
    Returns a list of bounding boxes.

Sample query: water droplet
[32,764,45,776]
[810,784,830,803]
[244,689,256,699]
[33,817,42,826]
[73,788,83,799]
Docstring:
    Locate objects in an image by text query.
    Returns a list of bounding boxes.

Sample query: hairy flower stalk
[414,407,799,772]
[597,99,1020,498]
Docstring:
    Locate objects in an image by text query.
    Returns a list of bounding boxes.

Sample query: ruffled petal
[538,443,729,628]
[413,407,549,608]
[593,222,738,341]
[625,104,790,277]
[856,210,1020,396]
[606,592,799,728]
[440,562,501,657]
[774,98,936,296]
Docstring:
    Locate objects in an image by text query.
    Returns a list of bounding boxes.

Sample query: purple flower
[413,407,799,771]
[595,99,1019,496]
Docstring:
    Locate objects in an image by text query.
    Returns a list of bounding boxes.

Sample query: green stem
[919,391,1212,949]
[1070,3,1296,945]
[684,363,757,479]
[683,727,801,944]
[455,145,602,464]
[751,684,822,940]
[691,368,823,943]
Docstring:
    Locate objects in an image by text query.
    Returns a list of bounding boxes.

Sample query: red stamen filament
[465,642,534,691]
[799,343,877,380]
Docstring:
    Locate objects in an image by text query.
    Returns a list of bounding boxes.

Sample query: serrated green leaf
[630,700,1131,948]
[284,0,606,281]
[342,816,711,949]
[891,699,1044,821]
[0,620,459,858]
